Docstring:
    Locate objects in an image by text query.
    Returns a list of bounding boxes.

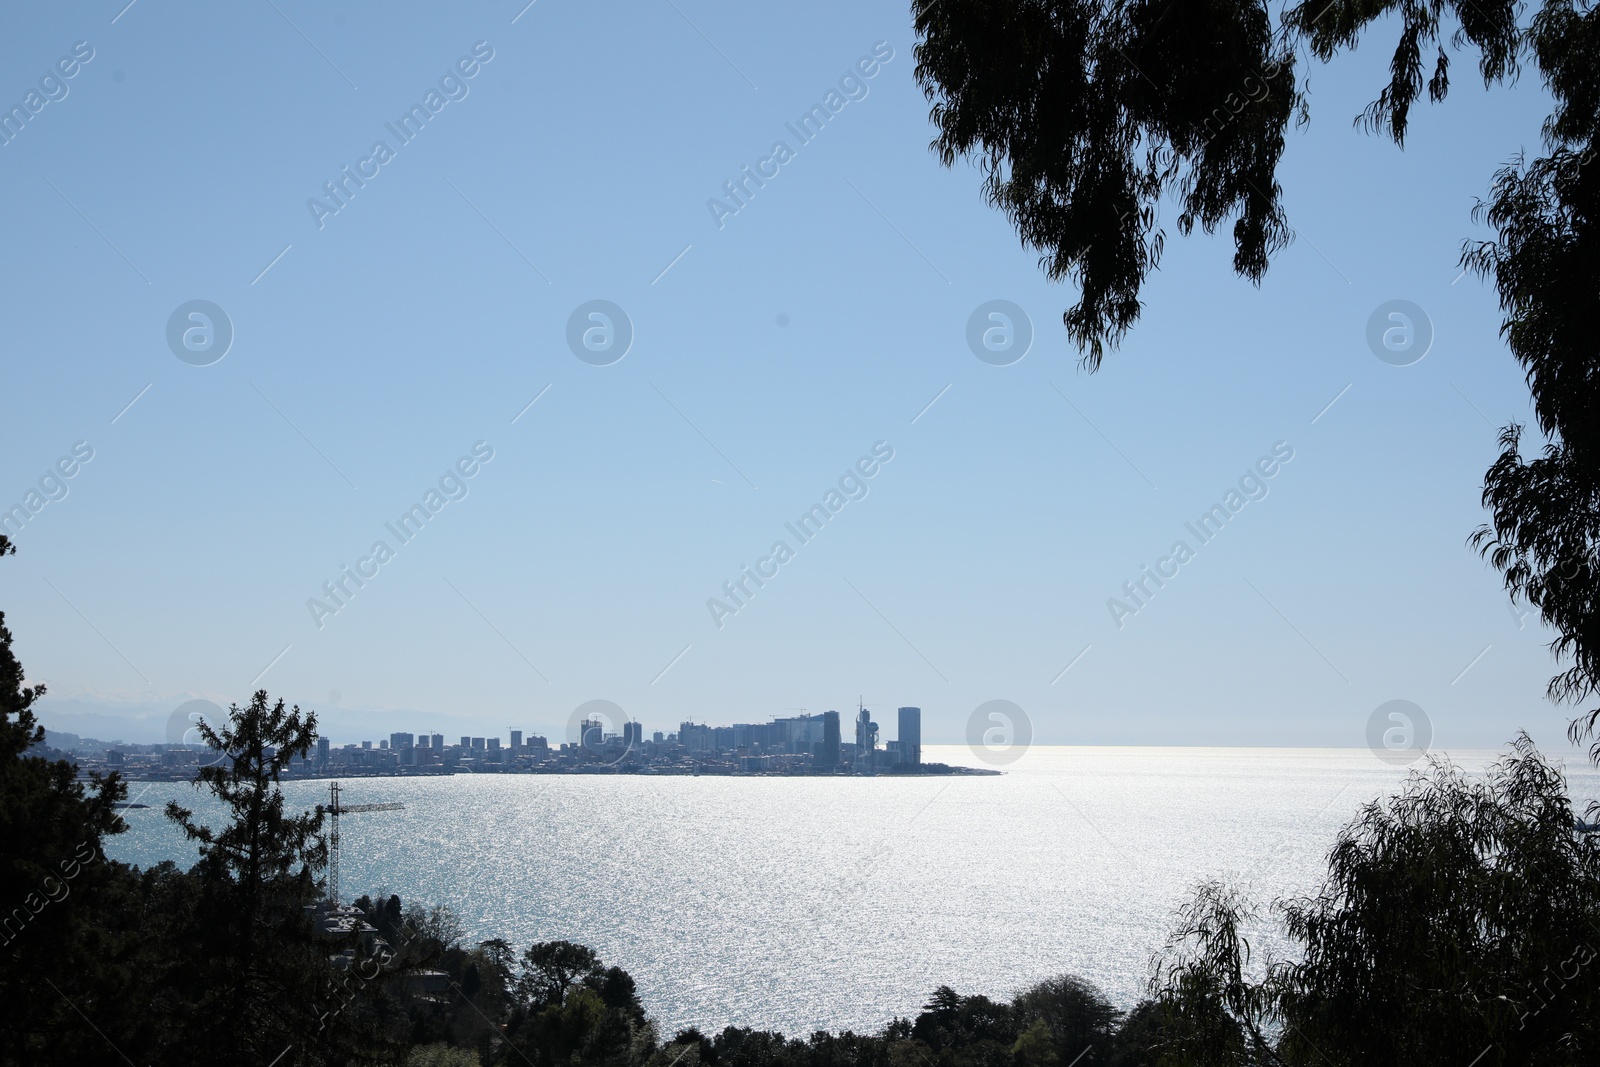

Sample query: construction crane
[318,781,404,907]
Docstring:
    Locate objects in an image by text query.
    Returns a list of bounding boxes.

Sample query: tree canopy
[912,0,1600,755]
[1151,735,1600,1064]
[0,534,129,1065]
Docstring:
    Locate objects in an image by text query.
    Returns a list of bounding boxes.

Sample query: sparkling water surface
[105,746,1600,1035]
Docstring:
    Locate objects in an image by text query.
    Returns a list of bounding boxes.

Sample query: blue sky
[0,0,1578,754]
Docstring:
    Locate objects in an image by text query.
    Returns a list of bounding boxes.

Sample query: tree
[1146,883,1271,1066]
[0,534,130,1066]
[505,943,655,1067]
[515,939,600,1010]
[911,986,1019,1067]
[590,964,644,1017]
[912,0,1600,754]
[1013,1020,1061,1067]
[1012,975,1124,1066]
[473,936,516,1006]
[1107,999,1223,1067]
[1274,734,1600,1064]
[1150,736,1600,1063]
[163,690,333,1064]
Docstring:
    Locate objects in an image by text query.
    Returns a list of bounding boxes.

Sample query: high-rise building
[316,736,330,769]
[510,730,523,750]
[820,710,841,768]
[771,715,824,754]
[432,733,445,751]
[679,722,712,753]
[622,722,642,748]
[459,736,471,749]
[390,732,414,751]
[898,707,922,766]
[471,737,486,751]
[580,719,604,751]
[855,708,878,770]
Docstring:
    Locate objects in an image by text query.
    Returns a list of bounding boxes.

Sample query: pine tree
[164,690,336,1064]
[0,534,130,1066]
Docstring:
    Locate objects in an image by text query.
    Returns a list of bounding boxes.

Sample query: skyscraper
[855,707,878,770]
[510,729,523,750]
[820,710,840,769]
[580,719,604,751]
[898,707,922,766]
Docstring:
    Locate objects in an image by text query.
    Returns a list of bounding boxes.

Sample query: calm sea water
[105,746,1600,1035]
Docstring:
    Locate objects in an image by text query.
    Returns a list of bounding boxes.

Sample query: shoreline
[92,761,1002,783]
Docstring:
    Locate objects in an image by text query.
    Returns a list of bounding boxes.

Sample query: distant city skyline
[42,696,931,751]
[53,705,943,778]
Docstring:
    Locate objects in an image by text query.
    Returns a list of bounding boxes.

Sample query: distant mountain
[34,695,178,745]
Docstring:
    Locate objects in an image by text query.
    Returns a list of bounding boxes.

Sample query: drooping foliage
[912,0,1298,365]
[1148,736,1600,1064]
[913,0,1600,754]
[912,0,1520,362]
[1463,0,1600,758]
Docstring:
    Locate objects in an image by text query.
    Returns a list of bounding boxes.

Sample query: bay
[104,745,1600,1035]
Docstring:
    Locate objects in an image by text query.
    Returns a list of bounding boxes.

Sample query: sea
[104,746,1600,1036]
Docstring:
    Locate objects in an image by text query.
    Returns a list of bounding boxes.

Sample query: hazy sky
[0,0,1577,754]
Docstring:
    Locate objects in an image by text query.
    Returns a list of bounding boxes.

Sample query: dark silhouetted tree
[163,690,334,1064]
[505,942,656,1067]
[1013,975,1124,1065]
[1150,736,1600,1063]
[516,939,600,1010]
[0,534,130,1066]
[912,0,1599,755]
